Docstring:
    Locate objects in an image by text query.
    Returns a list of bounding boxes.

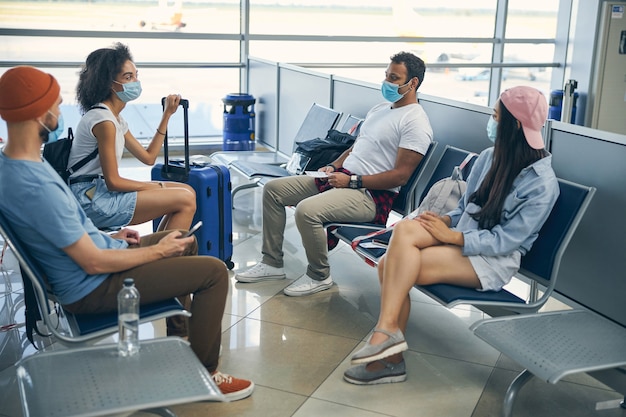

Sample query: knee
[181,183,195,194]
[294,199,318,227]
[199,258,229,293]
[182,188,196,210]
[392,219,418,239]
[263,178,281,196]
[393,219,411,233]
[262,181,280,205]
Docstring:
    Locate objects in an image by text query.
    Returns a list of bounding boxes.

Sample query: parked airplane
[139,0,186,31]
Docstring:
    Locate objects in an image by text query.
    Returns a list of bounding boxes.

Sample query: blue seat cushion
[68,298,185,336]
[332,225,390,259]
[418,284,525,305]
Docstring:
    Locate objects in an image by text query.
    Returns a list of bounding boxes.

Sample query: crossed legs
[357,218,480,368]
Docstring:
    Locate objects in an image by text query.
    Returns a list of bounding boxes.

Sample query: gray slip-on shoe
[351,328,408,364]
[343,360,407,385]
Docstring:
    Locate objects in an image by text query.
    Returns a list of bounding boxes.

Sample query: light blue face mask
[39,111,64,144]
[381,80,410,103]
[486,116,498,143]
[113,80,142,103]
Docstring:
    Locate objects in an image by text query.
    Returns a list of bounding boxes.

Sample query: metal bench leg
[143,407,177,416]
[503,369,534,417]
[231,178,261,208]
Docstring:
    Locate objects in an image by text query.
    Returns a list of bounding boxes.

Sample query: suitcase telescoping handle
[161,97,190,182]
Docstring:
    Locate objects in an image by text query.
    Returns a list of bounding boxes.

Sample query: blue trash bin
[548,90,578,123]
[222,93,255,151]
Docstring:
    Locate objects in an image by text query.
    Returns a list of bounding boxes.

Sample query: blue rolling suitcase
[151,98,234,269]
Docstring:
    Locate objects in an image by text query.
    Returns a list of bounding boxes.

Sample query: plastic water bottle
[117,278,140,357]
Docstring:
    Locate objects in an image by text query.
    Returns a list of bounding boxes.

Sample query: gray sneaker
[351,328,408,364]
[235,262,286,283]
[344,360,407,385]
[283,274,333,296]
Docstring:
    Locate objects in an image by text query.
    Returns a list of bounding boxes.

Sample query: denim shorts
[468,250,522,292]
[70,178,137,230]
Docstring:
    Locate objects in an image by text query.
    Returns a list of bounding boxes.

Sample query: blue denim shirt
[447,147,559,257]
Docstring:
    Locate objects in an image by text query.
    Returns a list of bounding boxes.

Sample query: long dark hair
[469,101,545,229]
[76,42,133,113]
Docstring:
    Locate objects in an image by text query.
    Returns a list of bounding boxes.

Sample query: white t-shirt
[343,101,433,192]
[68,104,129,177]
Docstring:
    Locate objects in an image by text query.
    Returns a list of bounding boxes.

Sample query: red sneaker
[211,371,254,401]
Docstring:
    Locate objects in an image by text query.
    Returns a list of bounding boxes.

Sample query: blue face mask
[39,111,64,144]
[113,80,142,103]
[486,116,498,143]
[381,80,410,103]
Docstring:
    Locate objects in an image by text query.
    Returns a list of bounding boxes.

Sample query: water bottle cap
[123,278,134,286]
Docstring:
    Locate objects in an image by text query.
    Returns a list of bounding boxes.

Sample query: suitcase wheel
[225,259,235,270]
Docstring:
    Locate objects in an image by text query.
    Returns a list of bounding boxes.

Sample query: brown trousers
[64,231,228,372]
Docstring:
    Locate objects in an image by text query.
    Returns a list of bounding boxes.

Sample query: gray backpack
[352,153,476,247]
[410,153,477,218]
[417,165,467,216]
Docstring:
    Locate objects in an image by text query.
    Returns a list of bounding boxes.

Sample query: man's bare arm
[360,148,424,190]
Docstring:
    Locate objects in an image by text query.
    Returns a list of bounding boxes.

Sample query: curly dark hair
[468,100,545,230]
[390,51,426,90]
[76,42,134,113]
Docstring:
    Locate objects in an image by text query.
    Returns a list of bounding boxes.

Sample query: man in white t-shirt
[235,51,434,296]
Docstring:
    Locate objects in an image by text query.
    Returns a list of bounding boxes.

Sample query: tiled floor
[0,156,625,417]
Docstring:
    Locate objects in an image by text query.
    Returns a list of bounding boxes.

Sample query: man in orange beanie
[0,66,254,401]
[0,66,63,144]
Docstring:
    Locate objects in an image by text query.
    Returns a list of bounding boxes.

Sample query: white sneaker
[283,274,333,297]
[235,262,286,283]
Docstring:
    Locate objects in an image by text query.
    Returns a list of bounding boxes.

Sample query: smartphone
[183,221,203,237]
[371,239,389,248]
[359,239,388,249]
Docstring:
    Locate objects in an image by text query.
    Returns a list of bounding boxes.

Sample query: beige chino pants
[261,175,376,280]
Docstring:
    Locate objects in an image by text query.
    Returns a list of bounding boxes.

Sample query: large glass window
[0,1,241,33]
[248,0,560,105]
[0,0,564,139]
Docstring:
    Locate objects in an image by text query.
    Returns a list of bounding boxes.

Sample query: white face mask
[113,80,142,102]
[38,111,64,143]
[486,116,498,143]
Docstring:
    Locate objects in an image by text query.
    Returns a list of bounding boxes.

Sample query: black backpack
[42,128,99,183]
[289,129,357,173]
[42,105,105,183]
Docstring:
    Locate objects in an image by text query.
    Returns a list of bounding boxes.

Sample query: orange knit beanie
[0,66,60,122]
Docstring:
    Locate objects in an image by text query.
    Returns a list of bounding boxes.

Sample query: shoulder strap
[458,152,478,180]
[459,153,477,170]
[67,105,108,175]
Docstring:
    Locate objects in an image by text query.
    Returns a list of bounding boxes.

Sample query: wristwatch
[349,175,360,189]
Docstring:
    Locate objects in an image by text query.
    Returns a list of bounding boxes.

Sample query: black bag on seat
[287,129,357,174]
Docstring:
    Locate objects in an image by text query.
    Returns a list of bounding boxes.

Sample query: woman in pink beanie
[343,86,560,386]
